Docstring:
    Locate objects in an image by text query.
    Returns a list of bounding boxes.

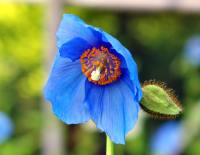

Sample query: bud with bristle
[140,80,183,119]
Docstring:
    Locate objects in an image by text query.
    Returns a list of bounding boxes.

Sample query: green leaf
[140,81,183,119]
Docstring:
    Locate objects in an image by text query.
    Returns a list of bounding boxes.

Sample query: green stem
[106,136,114,155]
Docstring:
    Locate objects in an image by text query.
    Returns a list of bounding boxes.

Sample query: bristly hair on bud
[140,80,183,119]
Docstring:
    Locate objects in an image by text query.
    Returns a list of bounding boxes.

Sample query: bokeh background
[0,0,200,155]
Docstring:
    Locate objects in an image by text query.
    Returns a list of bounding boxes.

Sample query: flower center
[80,46,121,85]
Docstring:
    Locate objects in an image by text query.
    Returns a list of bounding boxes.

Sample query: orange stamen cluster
[80,46,121,85]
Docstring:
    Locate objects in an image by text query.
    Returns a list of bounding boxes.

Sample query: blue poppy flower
[150,121,183,155]
[44,14,142,144]
[0,112,13,144]
[184,35,200,66]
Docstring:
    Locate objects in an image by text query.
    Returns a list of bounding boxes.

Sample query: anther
[91,67,101,81]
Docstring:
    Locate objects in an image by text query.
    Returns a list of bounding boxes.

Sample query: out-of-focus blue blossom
[150,121,183,155]
[184,35,200,66]
[0,112,13,144]
[44,14,142,144]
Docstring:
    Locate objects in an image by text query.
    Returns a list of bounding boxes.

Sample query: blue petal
[85,74,140,144]
[56,14,100,48]
[44,55,90,124]
[121,69,143,101]
[59,37,92,61]
[88,27,143,100]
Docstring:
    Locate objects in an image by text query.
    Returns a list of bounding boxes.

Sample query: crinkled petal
[56,14,99,48]
[44,55,90,124]
[85,72,140,144]
[59,37,92,61]
[121,69,143,101]
[88,27,143,100]
[103,31,139,83]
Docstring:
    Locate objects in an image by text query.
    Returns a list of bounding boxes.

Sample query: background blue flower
[44,14,142,144]
[184,35,200,66]
[0,112,13,144]
[150,121,183,155]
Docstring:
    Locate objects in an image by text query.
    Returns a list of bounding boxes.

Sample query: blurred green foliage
[0,4,44,155]
[0,3,199,155]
